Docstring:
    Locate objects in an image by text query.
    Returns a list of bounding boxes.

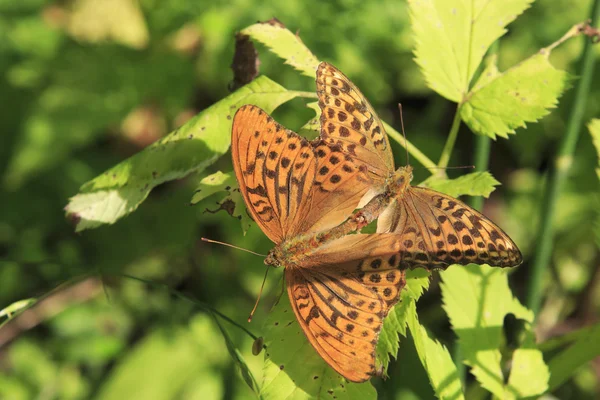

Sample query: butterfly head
[264,247,283,268]
[386,165,413,196]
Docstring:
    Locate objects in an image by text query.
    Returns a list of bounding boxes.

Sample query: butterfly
[315,62,523,269]
[232,104,413,382]
[231,63,523,383]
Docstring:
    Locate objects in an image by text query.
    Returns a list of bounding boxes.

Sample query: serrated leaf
[588,119,600,180]
[406,301,465,400]
[191,171,238,204]
[409,0,533,102]
[191,171,252,234]
[421,172,500,198]
[461,53,569,138]
[65,76,300,232]
[261,295,376,400]
[242,20,320,77]
[546,322,600,391]
[376,269,430,374]
[440,264,548,399]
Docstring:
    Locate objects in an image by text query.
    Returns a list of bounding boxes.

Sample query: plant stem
[526,0,600,315]
[438,105,463,169]
[468,40,499,211]
[383,121,438,170]
[469,135,492,210]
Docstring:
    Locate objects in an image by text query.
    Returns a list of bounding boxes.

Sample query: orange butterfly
[231,63,522,382]
[315,62,523,269]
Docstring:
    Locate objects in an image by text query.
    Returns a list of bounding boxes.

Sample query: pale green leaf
[242,21,320,77]
[406,301,465,400]
[461,53,569,138]
[409,0,533,102]
[97,316,226,399]
[421,171,500,198]
[65,76,300,232]
[0,298,36,318]
[440,264,548,399]
[190,171,252,234]
[376,269,429,374]
[547,322,600,391]
[588,118,600,180]
[191,171,237,204]
[261,295,376,400]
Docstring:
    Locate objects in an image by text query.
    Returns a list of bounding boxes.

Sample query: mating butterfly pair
[231,62,522,382]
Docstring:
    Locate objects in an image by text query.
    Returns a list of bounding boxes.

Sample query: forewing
[232,105,317,242]
[286,234,407,382]
[297,140,372,234]
[377,186,523,269]
[316,62,394,183]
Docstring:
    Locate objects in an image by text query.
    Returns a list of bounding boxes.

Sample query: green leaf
[461,53,569,139]
[421,171,500,198]
[440,264,549,399]
[588,118,600,180]
[211,314,262,397]
[242,20,320,78]
[406,301,465,400]
[547,322,600,391]
[97,317,226,400]
[65,76,301,232]
[0,298,36,319]
[376,269,429,374]
[409,0,533,102]
[191,171,252,234]
[191,171,237,204]
[261,295,376,400]
[297,102,320,139]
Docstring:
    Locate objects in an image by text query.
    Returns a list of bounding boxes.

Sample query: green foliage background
[1,0,599,399]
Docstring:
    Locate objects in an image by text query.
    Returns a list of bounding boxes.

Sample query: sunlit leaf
[376,269,429,374]
[191,171,237,204]
[461,53,569,138]
[441,264,549,399]
[97,317,226,399]
[0,298,36,319]
[406,301,465,400]
[191,171,252,234]
[65,77,301,232]
[409,0,533,102]
[422,171,500,198]
[242,20,320,77]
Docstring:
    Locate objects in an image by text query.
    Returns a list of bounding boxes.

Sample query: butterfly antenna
[398,103,409,166]
[201,238,266,257]
[248,266,270,322]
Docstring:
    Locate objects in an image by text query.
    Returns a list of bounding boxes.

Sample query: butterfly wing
[299,139,372,234]
[286,234,407,382]
[232,105,372,241]
[316,62,394,184]
[377,186,523,269]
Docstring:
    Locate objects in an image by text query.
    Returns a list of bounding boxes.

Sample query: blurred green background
[1,0,599,399]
